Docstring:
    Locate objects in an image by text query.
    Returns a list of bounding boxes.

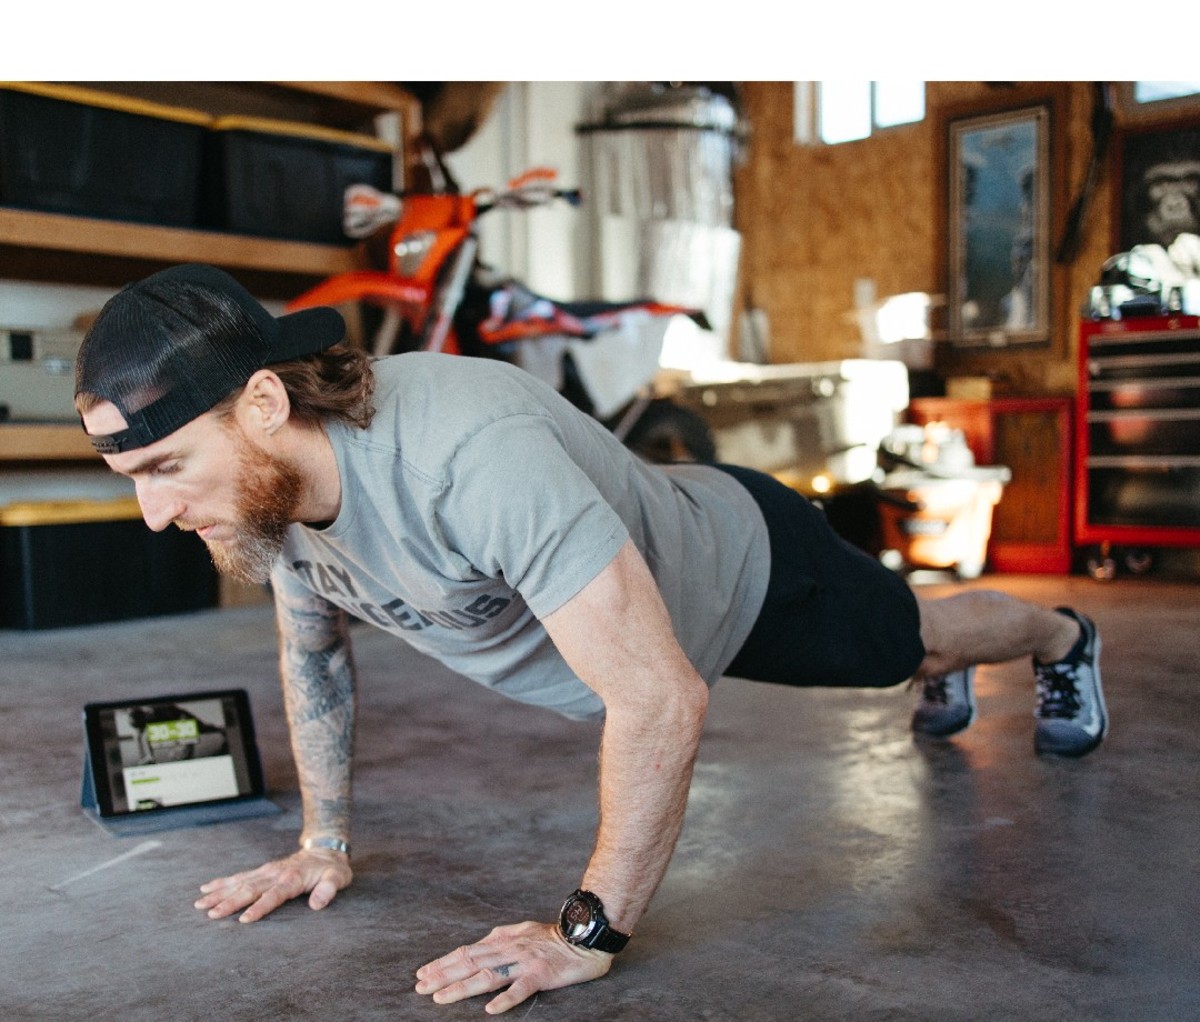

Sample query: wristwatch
[558,889,631,953]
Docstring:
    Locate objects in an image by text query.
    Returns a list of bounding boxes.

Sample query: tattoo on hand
[495,963,515,978]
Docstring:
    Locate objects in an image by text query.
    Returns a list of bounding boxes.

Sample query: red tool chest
[1075,314,1200,577]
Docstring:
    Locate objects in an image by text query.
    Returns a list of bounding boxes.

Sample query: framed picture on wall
[946,103,1051,348]
[1115,116,1200,252]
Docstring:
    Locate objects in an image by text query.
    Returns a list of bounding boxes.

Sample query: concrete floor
[2,573,1198,1022]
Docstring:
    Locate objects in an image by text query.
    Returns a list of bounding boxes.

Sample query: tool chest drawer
[1076,315,1200,541]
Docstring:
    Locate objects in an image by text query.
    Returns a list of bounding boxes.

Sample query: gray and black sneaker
[1034,608,1108,757]
[912,666,977,737]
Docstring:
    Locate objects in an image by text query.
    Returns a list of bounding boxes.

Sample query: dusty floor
[2,573,1198,1021]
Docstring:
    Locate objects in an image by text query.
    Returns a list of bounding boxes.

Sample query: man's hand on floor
[194,848,352,923]
[415,920,612,1014]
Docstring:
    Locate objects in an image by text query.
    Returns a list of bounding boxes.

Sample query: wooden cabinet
[907,396,1074,574]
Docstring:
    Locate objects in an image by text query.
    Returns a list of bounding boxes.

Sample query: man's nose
[134,479,182,533]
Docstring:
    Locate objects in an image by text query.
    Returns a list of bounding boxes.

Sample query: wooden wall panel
[734,82,1114,397]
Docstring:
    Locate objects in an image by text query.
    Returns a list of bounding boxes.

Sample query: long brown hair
[201,346,376,430]
[269,346,376,430]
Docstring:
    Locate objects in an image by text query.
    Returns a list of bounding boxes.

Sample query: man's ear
[239,369,291,437]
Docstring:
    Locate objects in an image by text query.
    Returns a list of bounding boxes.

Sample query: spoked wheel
[615,399,718,465]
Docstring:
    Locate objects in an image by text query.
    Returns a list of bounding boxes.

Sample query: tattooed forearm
[286,644,355,727]
[272,566,358,840]
[283,636,356,753]
[275,579,352,652]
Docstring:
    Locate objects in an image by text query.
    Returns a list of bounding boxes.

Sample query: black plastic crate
[0,82,210,227]
[0,499,218,630]
[202,116,394,245]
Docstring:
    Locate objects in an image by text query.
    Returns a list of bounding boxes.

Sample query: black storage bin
[0,498,219,630]
[0,82,210,227]
[202,116,394,244]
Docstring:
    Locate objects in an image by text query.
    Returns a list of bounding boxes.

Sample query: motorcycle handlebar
[475,186,582,214]
[341,180,581,241]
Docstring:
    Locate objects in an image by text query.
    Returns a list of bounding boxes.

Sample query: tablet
[83,689,268,819]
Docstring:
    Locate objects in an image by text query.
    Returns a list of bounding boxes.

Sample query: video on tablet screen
[90,694,259,815]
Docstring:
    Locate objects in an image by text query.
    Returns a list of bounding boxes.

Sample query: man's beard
[203,438,304,586]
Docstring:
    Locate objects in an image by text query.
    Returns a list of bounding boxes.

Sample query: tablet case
[80,690,281,836]
[81,753,281,836]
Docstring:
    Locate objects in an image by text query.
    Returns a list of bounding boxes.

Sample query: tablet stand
[81,748,281,837]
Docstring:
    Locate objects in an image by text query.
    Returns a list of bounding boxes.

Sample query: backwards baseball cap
[76,263,346,454]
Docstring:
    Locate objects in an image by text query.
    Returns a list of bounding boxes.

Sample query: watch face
[563,896,593,937]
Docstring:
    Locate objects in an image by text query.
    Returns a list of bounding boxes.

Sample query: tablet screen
[83,690,267,818]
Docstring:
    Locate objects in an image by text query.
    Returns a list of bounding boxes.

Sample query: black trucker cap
[76,263,345,455]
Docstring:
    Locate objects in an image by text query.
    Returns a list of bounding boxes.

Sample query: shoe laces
[1036,661,1082,718]
[920,674,951,706]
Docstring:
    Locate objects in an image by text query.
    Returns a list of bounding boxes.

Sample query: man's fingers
[238,881,298,923]
[415,944,512,996]
[201,879,280,921]
[415,945,481,993]
[194,852,352,923]
[426,964,522,1007]
[486,977,539,1016]
[308,874,341,911]
[195,872,253,907]
[195,877,261,919]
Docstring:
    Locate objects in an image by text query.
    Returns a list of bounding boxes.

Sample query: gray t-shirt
[278,352,770,719]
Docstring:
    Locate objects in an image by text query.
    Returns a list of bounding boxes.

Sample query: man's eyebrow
[117,450,177,476]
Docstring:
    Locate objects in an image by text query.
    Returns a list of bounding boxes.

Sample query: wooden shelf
[272,81,420,118]
[1,423,99,462]
[0,207,363,278]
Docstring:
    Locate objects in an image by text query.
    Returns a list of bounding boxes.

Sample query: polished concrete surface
[3,573,1198,1021]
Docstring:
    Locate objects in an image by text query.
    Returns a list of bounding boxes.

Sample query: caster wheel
[1124,548,1154,575]
[1087,554,1117,582]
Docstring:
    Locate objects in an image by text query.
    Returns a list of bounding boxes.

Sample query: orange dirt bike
[285,164,717,464]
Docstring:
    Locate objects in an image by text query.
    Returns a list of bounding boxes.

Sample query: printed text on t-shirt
[289,559,514,632]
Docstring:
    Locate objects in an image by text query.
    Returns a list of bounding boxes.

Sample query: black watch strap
[579,920,630,954]
[558,889,631,954]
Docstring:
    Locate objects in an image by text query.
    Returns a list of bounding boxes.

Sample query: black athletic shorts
[716,464,925,688]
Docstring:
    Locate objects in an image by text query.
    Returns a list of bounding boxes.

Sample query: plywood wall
[734,82,1115,395]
